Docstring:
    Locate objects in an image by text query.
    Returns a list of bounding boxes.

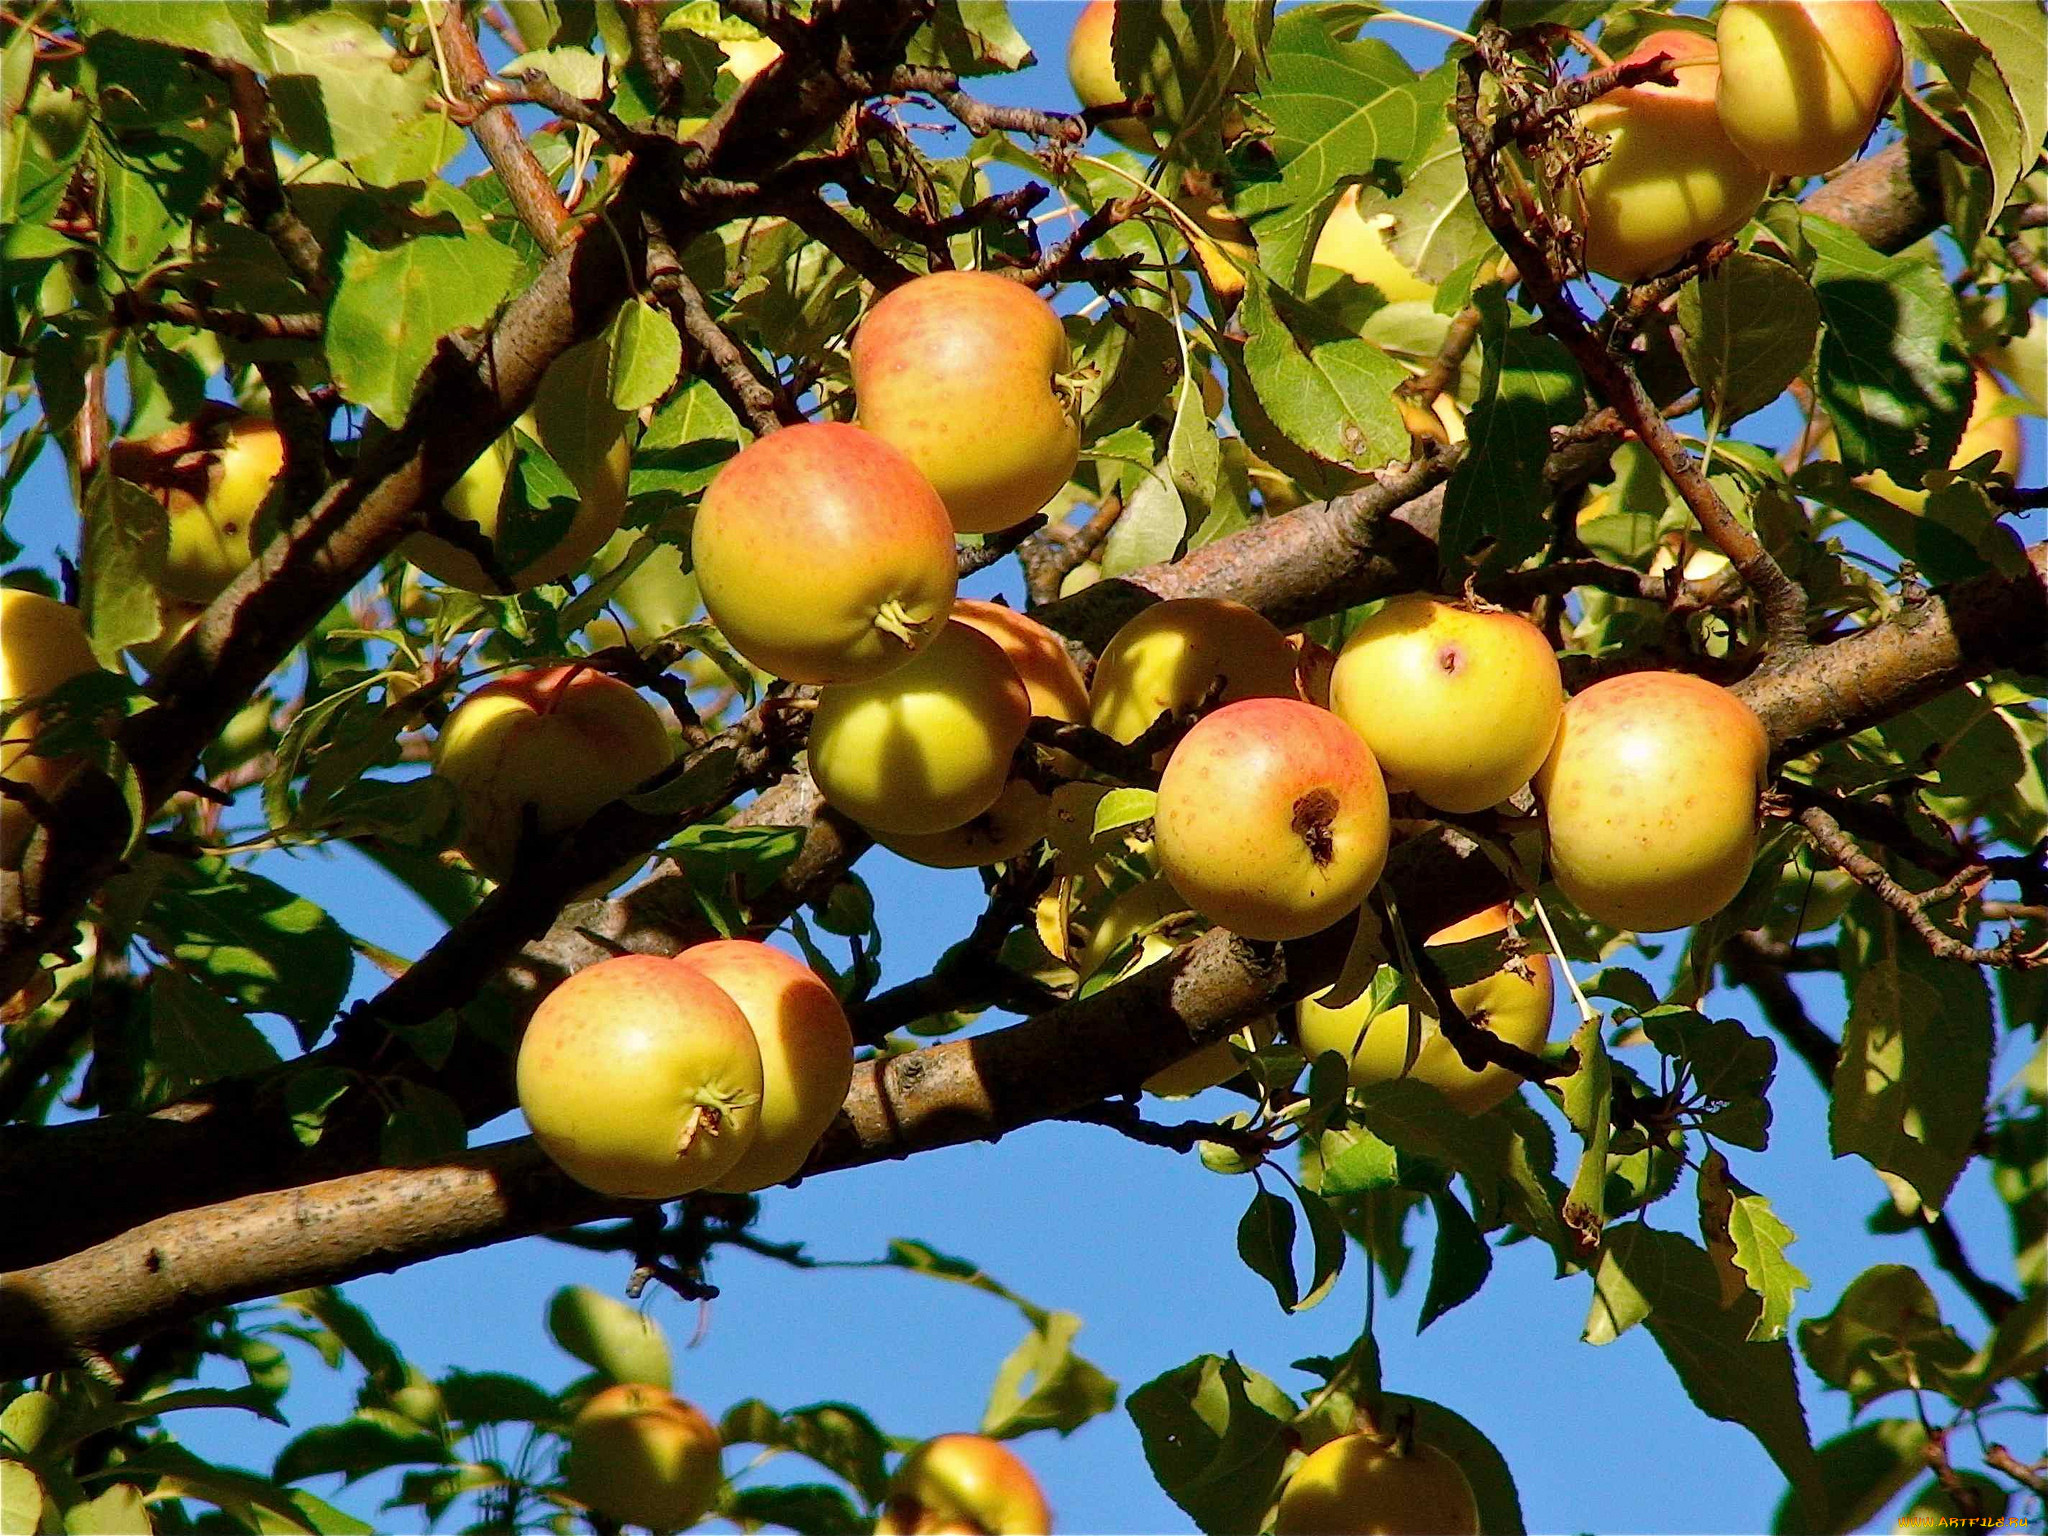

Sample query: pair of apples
[1574,3,1902,281]
[565,1385,1050,1536]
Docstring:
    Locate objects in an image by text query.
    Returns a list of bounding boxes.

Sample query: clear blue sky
[4,4,2038,1532]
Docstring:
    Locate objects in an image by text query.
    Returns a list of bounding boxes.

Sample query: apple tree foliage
[0,0,2044,1531]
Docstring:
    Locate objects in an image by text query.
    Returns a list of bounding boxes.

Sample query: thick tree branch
[436,0,572,253]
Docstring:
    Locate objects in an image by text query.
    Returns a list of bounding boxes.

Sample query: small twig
[436,3,572,253]
[1992,483,2048,510]
[1729,933,1839,971]
[1006,197,1144,290]
[1485,47,1678,153]
[958,515,1047,578]
[622,0,685,115]
[644,217,797,435]
[1061,1098,1272,1159]
[2005,238,2048,299]
[772,192,917,292]
[109,293,323,343]
[484,73,641,155]
[1399,301,1484,405]
[206,59,327,296]
[1986,1445,2048,1497]
[1018,493,1123,605]
[887,65,1087,143]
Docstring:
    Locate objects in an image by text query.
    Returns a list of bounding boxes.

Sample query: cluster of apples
[564,1383,1051,1536]
[1572,2,1903,281]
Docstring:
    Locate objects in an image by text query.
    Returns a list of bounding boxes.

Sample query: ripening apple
[1066,0,1154,151]
[876,1435,1053,1536]
[563,1382,723,1533]
[952,600,1091,725]
[1857,366,2027,512]
[1533,671,1770,933]
[808,619,1031,837]
[1,589,104,867]
[405,339,635,594]
[434,665,673,887]
[692,422,959,684]
[1328,595,1562,814]
[852,272,1082,535]
[581,526,699,651]
[1156,698,1390,942]
[517,953,763,1197]
[670,940,854,1193]
[1716,1,1902,177]
[1290,634,1337,710]
[1313,187,1434,307]
[879,777,1054,869]
[1088,598,1299,753]
[110,412,286,604]
[1079,877,1277,1096]
[1298,904,1555,1115]
[1572,30,1772,282]
[1274,1433,1480,1536]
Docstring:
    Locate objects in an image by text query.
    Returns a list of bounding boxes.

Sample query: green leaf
[1108,1,1242,166]
[1239,269,1411,470]
[1295,1186,1348,1313]
[1382,109,1496,285]
[1796,1264,1978,1411]
[1676,253,1820,426]
[274,1289,405,1390]
[1559,1010,1610,1257]
[903,0,1035,76]
[1126,1354,1297,1536]
[607,297,684,412]
[263,12,434,168]
[75,1,270,69]
[718,1401,889,1504]
[546,1285,672,1389]
[1770,1418,1927,1536]
[718,1483,866,1536]
[326,202,520,424]
[1830,955,1990,1212]
[1587,1225,1822,1524]
[82,1444,372,1535]
[1807,221,1971,487]
[149,968,283,1093]
[61,1482,148,1535]
[1099,464,1186,579]
[0,1461,48,1536]
[1902,17,2038,253]
[1237,1185,1300,1311]
[1439,285,1583,571]
[1695,1151,1808,1343]
[621,743,738,818]
[1312,1124,1400,1197]
[435,1370,560,1430]
[141,856,352,1043]
[1092,787,1158,838]
[980,1309,1119,1439]
[2,1392,59,1456]
[1417,1187,1491,1333]
[377,1080,467,1166]
[272,1411,451,1487]
[78,472,167,665]
[1641,1007,1777,1152]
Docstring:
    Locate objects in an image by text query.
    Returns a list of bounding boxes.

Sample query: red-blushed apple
[852,271,1081,535]
[1328,594,1562,813]
[563,1382,723,1532]
[692,422,958,684]
[950,599,1091,725]
[1078,877,1277,1096]
[808,619,1031,837]
[1715,1,1902,176]
[670,940,855,1193]
[110,411,285,605]
[1156,698,1390,942]
[1533,670,1770,933]
[1088,598,1299,755]
[516,954,763,1197]
[1298,904,1555,1115]
[1572,31,1771,282]
[1,589,105,867]
[1313,187,1434,306]
[405,338,635,593]
[1274,1432,1480,1536]
[876,1434,1053,1536]
[433,665,673,888]
[1066,0,1154,152]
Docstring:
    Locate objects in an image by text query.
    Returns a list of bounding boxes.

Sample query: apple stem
[1530,894,1600,1028]
[872,600,930,648]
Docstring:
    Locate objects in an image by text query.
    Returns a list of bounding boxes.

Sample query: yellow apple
[1274,1433,1480,1536]
[1078,877,1276,1095]
[404,337,634,593]
[1088,598,1299,754]
[1066,0,1155,152]
[1533,670,1770,933]
[671,940,854,1193]
[1,589,104,867]
[1572,30,1772,282]
[1313,187,1434,306]
[1857,365,2026,512]
[564,1382,723,1533]
[1328,595,1562,814]
[1298,904,1555,1115]
[433,665,673,888]
[693,421,959,684]
[853,271,1081,535]
[517,953,763,1197]
[808,619,1032,837]
[110,413,286,605]
[1715,1,1902,177]
[878,777,1053,870]
[1156,698,1390,942]
[877,1435,1052,1536]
